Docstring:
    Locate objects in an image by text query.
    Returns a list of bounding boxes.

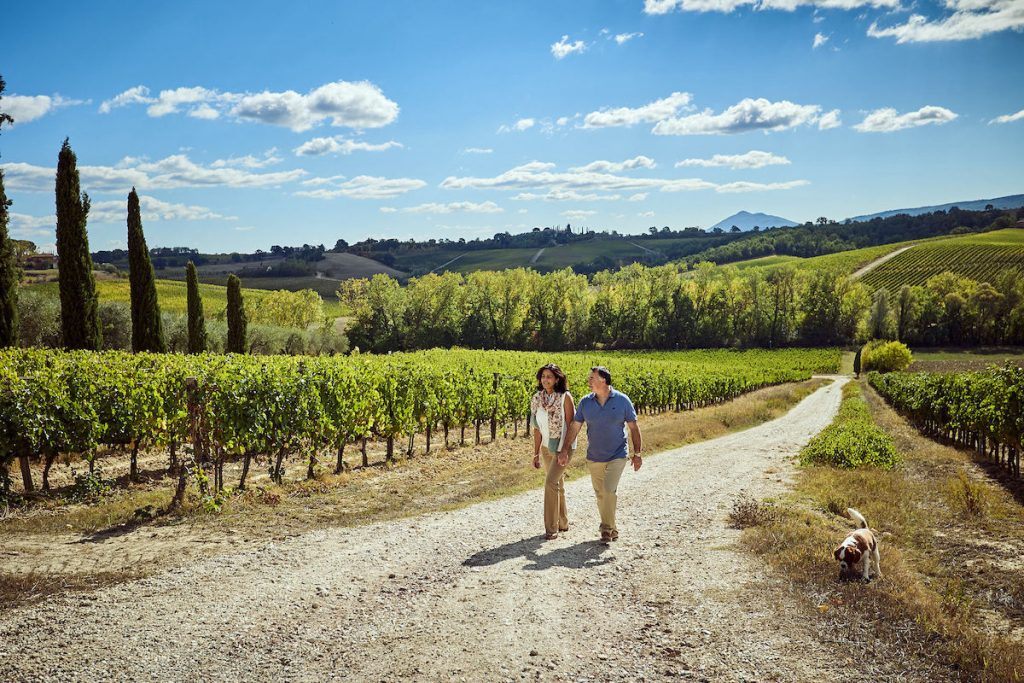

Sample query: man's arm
[627,420,643,471]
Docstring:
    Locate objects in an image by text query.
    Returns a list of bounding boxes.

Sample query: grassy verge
[0,378,829,607]
[742,378,1024,681]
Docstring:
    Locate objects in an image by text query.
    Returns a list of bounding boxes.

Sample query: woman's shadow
[463,536,613,571]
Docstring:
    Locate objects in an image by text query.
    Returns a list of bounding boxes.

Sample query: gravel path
[850,244,917,280]
[0,377,930,682]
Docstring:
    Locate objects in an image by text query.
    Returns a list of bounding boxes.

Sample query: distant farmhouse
[21,253,58,270]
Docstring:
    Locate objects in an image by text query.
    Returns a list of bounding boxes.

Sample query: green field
[860,228,1024,291]
[24,278,347,320]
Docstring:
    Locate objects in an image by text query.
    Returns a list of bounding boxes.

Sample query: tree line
[341,261,1024,353]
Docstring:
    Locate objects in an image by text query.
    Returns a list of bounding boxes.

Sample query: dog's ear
[845,547,862,564]
[833,546,844,561]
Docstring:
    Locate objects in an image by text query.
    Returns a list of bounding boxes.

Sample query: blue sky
[2,0,1022,254]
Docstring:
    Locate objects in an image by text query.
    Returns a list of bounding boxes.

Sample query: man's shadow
[463,537,613,571]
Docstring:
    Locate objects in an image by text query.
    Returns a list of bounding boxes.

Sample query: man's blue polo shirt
[573,388,637,462]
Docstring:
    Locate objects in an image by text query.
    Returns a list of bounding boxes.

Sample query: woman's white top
[533,393,578,451]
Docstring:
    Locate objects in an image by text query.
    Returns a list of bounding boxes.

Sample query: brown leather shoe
[600,530,612,543]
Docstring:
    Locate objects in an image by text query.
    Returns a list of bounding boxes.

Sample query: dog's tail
[847,508,868,529]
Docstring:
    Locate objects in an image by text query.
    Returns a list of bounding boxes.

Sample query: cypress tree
[226,273,247,353]
[55,138,101,350]
[0,75,18,347]
[186,261,207,353]
[127,188,166,353]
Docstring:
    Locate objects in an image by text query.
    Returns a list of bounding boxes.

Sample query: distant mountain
[710,210,799,232]
[849,194,1024,223]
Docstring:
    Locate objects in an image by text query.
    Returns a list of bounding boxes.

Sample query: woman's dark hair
[590,366,612,386]
[536,363,568,393]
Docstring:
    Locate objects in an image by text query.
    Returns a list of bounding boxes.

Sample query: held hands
[556,450,569,468]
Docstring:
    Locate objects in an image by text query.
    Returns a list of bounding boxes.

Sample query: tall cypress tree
[226,274,247,353]
[0,74,19,348]
[186,261,207,353]
[127,188,166,352]
[55,138,101,350]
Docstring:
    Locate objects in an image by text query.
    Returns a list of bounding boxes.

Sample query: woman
[530,363,576,540]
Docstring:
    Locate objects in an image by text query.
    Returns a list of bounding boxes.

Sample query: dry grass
[0,378,828,608]
[742,378,1024,682]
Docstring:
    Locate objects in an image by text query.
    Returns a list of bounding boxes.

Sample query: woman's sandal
[545,532,558,540]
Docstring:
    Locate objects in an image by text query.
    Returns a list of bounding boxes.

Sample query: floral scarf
[530,389,565,438]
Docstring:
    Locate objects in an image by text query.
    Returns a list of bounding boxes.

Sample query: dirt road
[0,377,936,682]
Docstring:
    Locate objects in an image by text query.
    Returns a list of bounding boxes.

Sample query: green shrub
[862,340,912,373]
[16,290,62,348]
[800,382,900,469]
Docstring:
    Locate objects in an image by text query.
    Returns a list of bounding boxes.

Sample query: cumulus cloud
[1,155,305,193]
[817,109,842,129]
[551,35,588,59]
[8,213,55,236]
[88,195,237,223]
[211,149,282,169]
[97,80,399,132]
[4,94,86,125]
[868,0,1024,43]
[853,105,958,132]
[629,193,649,202]
[570,156,657,173]
[615,32,644,44]
[498,118,536,133]
[440,160,808,196]
[990,108,1024,124]
[813,32,830,48]
[463,147,494,154]
[583,92,693,128]
[639,210,656,217]
[675,150,791,169]
[644,0,899,14]
[378,201,503,214]
[293,136,403,156]
[99,85,154,113]
[294,175,427,200]
[563,210,598,219]
[512,190,624,201]
[653,97,824,135]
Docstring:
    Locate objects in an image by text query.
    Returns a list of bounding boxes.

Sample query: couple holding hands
[530,364,643,543]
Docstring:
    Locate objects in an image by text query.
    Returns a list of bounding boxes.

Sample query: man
[558,366,642,543]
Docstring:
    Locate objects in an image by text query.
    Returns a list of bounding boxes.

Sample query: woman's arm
[563,393,575,426]
[532,411,542,468]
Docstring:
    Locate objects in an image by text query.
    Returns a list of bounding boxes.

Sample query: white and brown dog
[833,508,881,582]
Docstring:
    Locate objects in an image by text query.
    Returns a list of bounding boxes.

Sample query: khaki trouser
[587,458,628,533]
[541,448,570,535]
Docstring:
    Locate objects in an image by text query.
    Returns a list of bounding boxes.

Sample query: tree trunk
[406,433,414,459]
[361,438,368,468]
[42,451,57,492]
[335,442,347,474]
[238,450,252,491]
[168,438,177,473]
[386,436,395,463]
[130,440,140,483]
[18,452,33,493]
[425,423,432,454]
[307,448,318,480]
[273,445,287,484]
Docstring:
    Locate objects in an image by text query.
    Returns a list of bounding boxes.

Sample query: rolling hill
[849,194,1024,222]
[709,210,799,232]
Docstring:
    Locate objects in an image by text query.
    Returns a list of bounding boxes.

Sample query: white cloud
[99,85,154,113]
[9,213,55,237]
[4,94,85,125]
[563,210,598,219]
[813,32,830,48]
[234,226,256,232]
[378,201,503,214]
[990,108,1024,124]
[97,80,399,132]
[551,35,588,59]
[614,32,645,44]
[440,160,808,196]
[868,0,1024,43]
[583,92,693,128]
[498,118,536,133]
[512,190,624,201]
[853,105,958,132]
[294,175,427,200]
[1,154,305,193]
[211,149,282,169]
[88,195,237,223]
[570,156,657,173]
[653,97,824,135]
[644,0,899,14]
[463,147,494,154]
[716,180,810,192]
[818,109,842,129]
[518,208,529,214]
[675,150,791,169]
[639,210,656,217]
[293,136,403,156]
[628,193,649,201]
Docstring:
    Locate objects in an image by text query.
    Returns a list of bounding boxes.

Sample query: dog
[833,508,881,582]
